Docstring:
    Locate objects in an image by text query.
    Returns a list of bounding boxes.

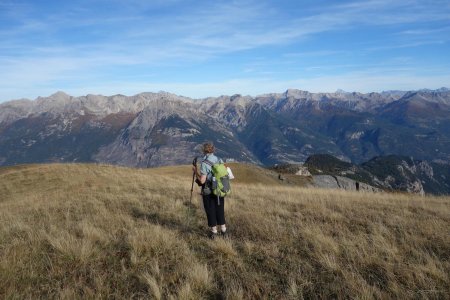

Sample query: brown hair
[202,142,215,154]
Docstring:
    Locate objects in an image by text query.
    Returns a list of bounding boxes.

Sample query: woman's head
[202,142,215,154]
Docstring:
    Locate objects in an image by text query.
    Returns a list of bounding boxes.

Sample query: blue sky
[1,0,449,101]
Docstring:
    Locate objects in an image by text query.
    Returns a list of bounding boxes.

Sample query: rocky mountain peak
[436,87,450,92]
[230,94,242,101]
[335,89,350,94]
[284,89,312,99]
[49,91,71,99]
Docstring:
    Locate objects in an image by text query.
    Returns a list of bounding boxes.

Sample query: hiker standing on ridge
[193,142,227,239]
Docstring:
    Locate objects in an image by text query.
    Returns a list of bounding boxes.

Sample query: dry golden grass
[149,162,305,186]
[0,163,449,299]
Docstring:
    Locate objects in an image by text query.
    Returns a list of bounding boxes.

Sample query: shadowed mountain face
[1,89,450,167]
[304,154,450,195]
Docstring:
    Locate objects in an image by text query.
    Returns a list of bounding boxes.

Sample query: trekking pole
[190,157,198,204]
[190,172,195,203]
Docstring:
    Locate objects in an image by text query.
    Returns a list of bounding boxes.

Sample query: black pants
[202,193,225,227]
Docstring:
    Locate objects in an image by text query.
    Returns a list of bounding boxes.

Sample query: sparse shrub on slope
[0,164,449,299]
[304,154,353,174]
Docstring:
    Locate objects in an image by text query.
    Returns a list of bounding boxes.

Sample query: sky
[1,0,450,102]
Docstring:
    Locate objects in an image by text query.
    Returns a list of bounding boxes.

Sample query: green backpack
[204,159,231,198]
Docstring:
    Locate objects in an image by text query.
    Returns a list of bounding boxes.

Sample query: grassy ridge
[0,163,449,299]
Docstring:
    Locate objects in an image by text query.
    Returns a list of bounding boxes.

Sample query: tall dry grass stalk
[0,163,449,299]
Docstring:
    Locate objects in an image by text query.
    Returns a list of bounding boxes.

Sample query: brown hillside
[0,163,449,299]
[149,162,311,186]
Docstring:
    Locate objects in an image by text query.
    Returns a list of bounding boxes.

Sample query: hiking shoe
[209,232,218,240]
[220,231,228,238]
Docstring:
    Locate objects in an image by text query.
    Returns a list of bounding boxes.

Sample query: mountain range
[1,88,450,167]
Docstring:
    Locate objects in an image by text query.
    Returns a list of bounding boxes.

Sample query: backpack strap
[202,159,214,167]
